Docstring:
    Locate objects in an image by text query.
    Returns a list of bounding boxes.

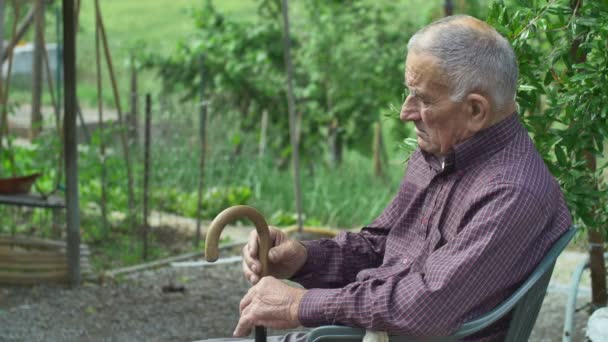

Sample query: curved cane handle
[205,205,270,277]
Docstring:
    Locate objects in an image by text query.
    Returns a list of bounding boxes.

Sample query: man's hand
[242,226,307,285]
[234,276,306,337]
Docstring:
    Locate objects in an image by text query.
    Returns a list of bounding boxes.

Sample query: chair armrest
[307,326,365,342]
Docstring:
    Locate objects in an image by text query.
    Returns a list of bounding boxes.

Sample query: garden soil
[0,243,592,342]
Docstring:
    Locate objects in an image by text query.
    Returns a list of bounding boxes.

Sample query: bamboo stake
[258,110,268,158]
[0,2,34,64]
[75,102,91,143]
[129,55,138,147]
[373,121,384,178]
[195,56,208,247]
[42,37,59,134]
[55,5,62,115]
[95,7,108,237]
[143,94,151,260]
[0,0,20,169]
[74,0,80,35]
[30,0,44,140]
[280,0,303,233]
[94,0,136,232]
[0,1,4,71]
[41,28,64,191]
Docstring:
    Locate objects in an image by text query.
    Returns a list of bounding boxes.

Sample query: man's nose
[400,96,421,122]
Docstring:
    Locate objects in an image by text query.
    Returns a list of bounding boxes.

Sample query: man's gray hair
[407,15,518,110]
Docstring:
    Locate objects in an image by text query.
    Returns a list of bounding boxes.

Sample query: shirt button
[402,258,409,264]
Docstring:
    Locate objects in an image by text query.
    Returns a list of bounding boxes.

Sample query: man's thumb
[268,245,288,263]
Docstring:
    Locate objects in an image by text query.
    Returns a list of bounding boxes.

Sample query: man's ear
[465,93,491,133]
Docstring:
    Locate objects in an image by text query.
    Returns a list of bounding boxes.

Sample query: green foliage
[142,0,415,164]
[487,0,608,233]
[0,135,60,193]
[151,185,252,219]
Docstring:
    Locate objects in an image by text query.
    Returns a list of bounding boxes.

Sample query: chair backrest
[308,226,577,342]
[451,226,577,341]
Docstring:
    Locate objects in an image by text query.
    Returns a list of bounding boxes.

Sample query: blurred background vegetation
[1,0,606,273]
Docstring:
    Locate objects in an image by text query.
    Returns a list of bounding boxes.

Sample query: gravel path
[0,250,592,342]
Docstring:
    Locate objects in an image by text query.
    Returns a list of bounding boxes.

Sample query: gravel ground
[0,250,593,342]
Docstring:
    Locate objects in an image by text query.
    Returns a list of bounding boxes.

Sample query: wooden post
[143,94,151,260]
[373,121,383,178]
[328,119,342,168]
[63,0,81,288]
[95,6,108,237]
[280,0,303,233]
[258,110,268,158]
[584,151,607,309]
[195,56,207,247]
[128,55,139,147]
[444,0,454,16]
[31,0,45,140]
[95,0,136,233]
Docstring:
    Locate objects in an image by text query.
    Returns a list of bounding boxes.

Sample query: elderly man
[231,15,571,341]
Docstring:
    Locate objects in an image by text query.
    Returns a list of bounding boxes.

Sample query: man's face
[400,52,471,157]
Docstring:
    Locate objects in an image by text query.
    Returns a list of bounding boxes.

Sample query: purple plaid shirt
[291,114,571,340]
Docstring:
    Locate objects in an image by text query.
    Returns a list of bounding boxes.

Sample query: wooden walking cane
[205,205,270,342]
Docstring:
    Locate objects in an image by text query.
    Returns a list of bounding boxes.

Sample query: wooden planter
[283,226,339,240]
[0,235,92,285]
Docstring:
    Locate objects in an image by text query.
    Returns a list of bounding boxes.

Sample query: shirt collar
[421,113,521,174]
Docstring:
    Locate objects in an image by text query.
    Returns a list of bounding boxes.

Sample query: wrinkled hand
[234,276,306,337]
[242,226,307,285]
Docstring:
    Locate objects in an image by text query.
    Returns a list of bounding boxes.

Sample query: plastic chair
[307,226,577,342]
[562,251,608,342]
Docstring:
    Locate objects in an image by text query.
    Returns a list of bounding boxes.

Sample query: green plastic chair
[307,226,577,342]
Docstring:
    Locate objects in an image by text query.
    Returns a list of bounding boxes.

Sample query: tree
[487,0,608,310]
[143,0,415,169]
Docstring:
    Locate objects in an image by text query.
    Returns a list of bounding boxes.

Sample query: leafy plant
[487,0,608,308]
[487,0,608,233]
[142,0,416,167]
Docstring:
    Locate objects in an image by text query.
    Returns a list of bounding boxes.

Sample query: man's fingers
[239,287,255,313]
[268,241,294,263]
[242,244,261,272]
[247,230,259,258]
[242,259,255,284]
[233,316,253,337]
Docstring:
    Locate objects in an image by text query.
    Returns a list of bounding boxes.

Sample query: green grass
[142,109,406,228]
[76,0,260,101]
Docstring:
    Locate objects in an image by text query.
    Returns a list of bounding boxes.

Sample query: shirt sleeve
[290,227,390,288]
[289,175,413,288]
[298,183,551,337]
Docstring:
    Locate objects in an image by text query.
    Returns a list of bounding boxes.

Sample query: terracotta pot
[0,173,41,194]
